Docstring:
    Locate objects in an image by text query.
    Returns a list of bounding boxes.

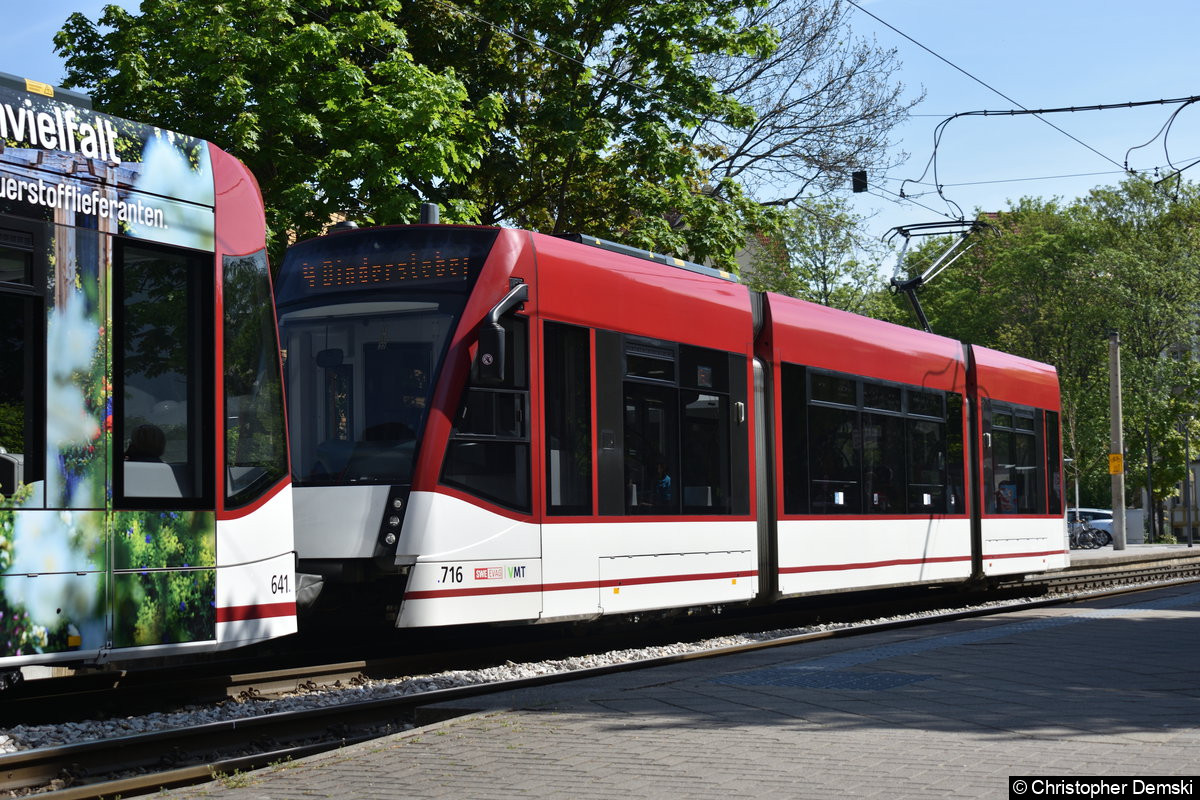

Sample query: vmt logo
[474,565,527,581]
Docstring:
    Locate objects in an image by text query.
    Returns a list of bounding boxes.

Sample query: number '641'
[271,574,290,594]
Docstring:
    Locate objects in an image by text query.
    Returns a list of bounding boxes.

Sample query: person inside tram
[645,458,673,509]
[124,424,166,462]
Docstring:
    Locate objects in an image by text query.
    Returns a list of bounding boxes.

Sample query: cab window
[441,316,531,511]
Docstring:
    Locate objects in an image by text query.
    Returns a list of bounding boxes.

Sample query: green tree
[1084,177,1200,532]
[56,0,502,261]
[890,177,1200,513]
[744,196,892,316]
[58,1,917,271]
[397,0,778,269]
[401,0,917,268]
[693,0,920,204]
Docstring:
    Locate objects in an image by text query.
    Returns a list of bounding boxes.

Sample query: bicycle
[1083,519,1113,547]
[1069,520,1103,549]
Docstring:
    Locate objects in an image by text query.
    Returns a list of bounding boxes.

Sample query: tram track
[1037,548,1200,593]
[5,553,1200,799]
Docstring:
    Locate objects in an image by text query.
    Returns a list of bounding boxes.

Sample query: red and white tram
[275,223,1066,628]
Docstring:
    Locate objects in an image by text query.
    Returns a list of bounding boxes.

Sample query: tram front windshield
[275,227,498,486]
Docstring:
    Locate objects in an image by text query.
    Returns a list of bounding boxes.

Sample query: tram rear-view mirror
[475,322,506,385]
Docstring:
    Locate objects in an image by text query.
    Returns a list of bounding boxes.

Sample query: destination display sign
[297,252,474,289]
[275,227,500,305]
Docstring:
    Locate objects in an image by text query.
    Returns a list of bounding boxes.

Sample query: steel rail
[9,558,1200,799]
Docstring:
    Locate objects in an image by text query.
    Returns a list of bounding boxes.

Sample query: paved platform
[163,577,1200,799]
[1066,541,1200,566]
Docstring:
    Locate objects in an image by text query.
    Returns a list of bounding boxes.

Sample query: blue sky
[846,0,1200,246]
[2,1,115,84]
[8,0,1200,251]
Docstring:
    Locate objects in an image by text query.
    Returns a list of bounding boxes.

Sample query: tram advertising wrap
[0,75,296,675]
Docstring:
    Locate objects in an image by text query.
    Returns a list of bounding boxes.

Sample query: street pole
[1110,331,1127,550]
[1146,421,1155,543]
[1186,421,1193,548]
[1074,461,1080,512]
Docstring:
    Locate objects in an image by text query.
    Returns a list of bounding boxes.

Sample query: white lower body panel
[777,517,973,596]
[215,550,299,649]
[981,516,1069,575]
[395,492,758,627]
[215,488,298,648]
[547,519,758,620]
[292,484,390,559]
[597,549,755,615]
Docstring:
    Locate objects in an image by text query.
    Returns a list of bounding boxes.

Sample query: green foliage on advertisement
[113,511,216,571]
[112,511,217,648]
[112,568,216,648]
[112,513,218,652]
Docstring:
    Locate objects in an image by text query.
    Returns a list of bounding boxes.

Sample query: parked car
[1068,507,1113,544]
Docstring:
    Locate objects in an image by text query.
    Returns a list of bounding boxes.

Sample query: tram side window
[783,364,961,517]
[115,242,214,505]
[906,417,944,511]
[809,403,861,513]
[946,394,966,513]
[681,345,731,514]
[905,391,948,513]
[544,322,592,515]
[620,338,734,516]
[0,228,34,284]
[0,292,43,500]
[1045,410,1062,514]
[0,223,46,503]
[985,400,1042,514]
[780,364,809,514]
[863,412,905,513]
[442,316,531,511]
[625,381,680,513]
[223,251,288,509]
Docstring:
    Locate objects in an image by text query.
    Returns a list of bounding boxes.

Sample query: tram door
[0,216,113,659]
[110,240,219,650]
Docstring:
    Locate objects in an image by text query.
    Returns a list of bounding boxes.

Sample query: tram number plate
[271,574,290,594]
[437,564,527,584]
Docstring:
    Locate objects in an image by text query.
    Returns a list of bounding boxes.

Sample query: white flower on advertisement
[3,506,98,629]
[130,134,214,250]
[46,294,97,380]
[44,295,100,450]
[28,625,48,649]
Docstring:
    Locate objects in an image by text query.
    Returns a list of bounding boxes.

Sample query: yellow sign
[24,79,54,98]
[1109,453,1124,474]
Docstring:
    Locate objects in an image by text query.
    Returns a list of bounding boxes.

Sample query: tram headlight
[378,491,408,554]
